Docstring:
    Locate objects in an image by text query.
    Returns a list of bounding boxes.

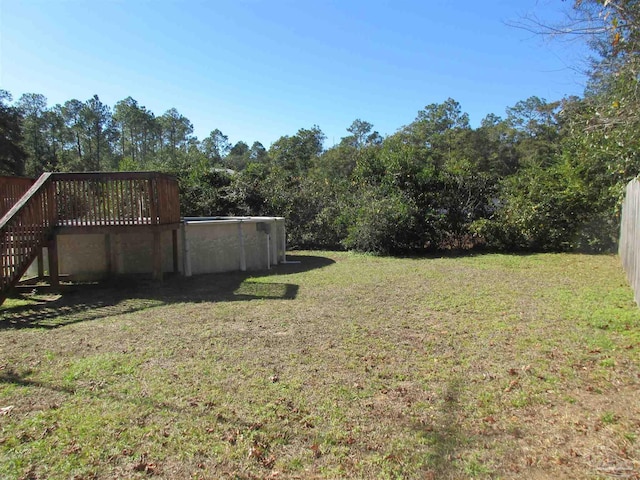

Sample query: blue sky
[1,0,589,148]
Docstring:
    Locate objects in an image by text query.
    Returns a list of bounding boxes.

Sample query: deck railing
[52,172,180,227]
[0,171,180,301]
[0,176,35,218]
[0,173,56,296]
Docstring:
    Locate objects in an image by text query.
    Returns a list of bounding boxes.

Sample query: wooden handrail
[0,173,53,229]
[51,171,177,181]
[0,176,35,218]
[0,173,56,297]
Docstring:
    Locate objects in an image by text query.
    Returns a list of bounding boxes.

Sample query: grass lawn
[0,251,639,479]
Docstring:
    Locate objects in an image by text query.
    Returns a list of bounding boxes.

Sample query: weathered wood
[51,172,180,228]
[0,173,56,294]
[0,173,52,228]
[148,178,158,225]
[0,176,35,218]
[619,178,640,306]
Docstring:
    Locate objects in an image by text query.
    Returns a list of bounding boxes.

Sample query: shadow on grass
[0,254,334,330]
[415,378,466,478]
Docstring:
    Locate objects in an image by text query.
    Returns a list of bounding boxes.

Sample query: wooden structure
[620,178,640,306]
[0,172,181,304]
[0,176,35,218]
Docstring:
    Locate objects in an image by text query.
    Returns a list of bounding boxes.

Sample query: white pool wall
[182,216,286,276]
[25,216,286,280]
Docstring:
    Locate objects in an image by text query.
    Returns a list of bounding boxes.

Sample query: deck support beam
[37,248,44,279]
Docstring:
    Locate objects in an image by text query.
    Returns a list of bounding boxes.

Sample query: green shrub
[339,189,423,254]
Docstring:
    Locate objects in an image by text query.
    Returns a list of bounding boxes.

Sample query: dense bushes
[167,94,625,255]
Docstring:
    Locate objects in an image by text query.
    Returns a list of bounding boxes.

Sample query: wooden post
[48,235,59,288]
[37,248,44,279]
[152,231,162,281]
[149,178,158,225]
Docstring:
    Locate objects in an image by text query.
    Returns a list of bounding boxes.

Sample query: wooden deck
[0,172,181,303]
[53,172,180,230]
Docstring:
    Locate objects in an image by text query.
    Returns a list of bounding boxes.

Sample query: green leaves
[0,90,27,175]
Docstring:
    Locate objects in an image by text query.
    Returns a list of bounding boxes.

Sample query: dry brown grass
[0,252,639,479]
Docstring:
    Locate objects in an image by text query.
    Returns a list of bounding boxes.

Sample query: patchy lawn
[0,252,638,479]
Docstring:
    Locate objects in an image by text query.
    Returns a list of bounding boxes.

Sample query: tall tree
[159,108,193,168]
[249,141,268,163]
[201,129,231,166]
[342,119,382,149]
[408,98,470,141]
[61,99,86,169]
[16,93,48,175]
[473,113,520,176]
[41,106,66,171]
[225,141,250,170]
[0,90,27,175]
[80,95,116,171]
[506,96,562,167]
[269,126,325,173]
[403,98,471,170]
[113,97,160,169]
[113,96,140,163]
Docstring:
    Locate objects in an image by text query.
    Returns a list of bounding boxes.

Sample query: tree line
[1,0,638,255]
